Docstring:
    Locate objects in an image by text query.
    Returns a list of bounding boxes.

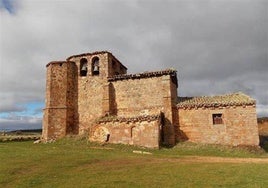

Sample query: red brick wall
[178,105,259,146]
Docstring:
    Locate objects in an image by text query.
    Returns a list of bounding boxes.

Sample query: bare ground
[162,156,268,164]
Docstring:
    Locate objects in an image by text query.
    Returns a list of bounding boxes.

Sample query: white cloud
[257,104,268,118]
[0,0,267,130]
[0,115,42,131]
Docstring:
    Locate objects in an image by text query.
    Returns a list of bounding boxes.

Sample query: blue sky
[0,102,43,118]
[0,0,267,131]
[0,0,13,13]
[0,101,43,131]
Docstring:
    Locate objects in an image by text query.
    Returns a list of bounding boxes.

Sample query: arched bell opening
[80,58,88,77]
[92,56,100,76]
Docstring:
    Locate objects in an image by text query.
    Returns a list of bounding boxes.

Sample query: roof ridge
[108,68,177,82]
[178,92,250,98]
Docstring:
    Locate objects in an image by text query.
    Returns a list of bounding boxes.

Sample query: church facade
[42,51,259,148]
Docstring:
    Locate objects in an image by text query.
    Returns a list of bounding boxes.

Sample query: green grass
[156,142,268,158]
[0,138,268,188]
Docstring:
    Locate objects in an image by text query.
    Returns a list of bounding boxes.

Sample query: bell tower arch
[91,56,100,76]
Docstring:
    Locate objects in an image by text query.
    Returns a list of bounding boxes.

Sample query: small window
[213,114,223,124]
[80,58,88,76]
[92,57,100,76]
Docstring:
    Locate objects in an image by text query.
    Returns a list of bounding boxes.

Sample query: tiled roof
[177,92,256,108]
[96,114,160,123]
[108,69,177,82]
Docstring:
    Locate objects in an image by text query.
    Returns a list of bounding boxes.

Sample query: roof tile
[96,114,161,123]
[108,69,177,82]
[177,92,256,108]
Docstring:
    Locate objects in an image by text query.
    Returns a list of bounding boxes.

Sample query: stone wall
[66,62,78,134]
[178,105,259,146]
[89,115,161,148]
[42,62,73,140]
[109,74,177,145]
[109,75,176,117]
[43,108,67,140]
[111,77,163,116]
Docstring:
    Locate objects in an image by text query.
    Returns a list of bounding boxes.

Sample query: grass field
[1,138,268,188]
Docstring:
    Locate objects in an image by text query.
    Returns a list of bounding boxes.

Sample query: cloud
[257,104,268,118]
[0,115,42,131]
[0,0,267,131]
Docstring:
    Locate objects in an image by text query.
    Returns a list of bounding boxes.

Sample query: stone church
[42,51,259,148]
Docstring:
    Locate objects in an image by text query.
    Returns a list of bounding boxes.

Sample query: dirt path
[165,156,268,164]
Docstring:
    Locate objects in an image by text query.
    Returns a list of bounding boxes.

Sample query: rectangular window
[212,113,223,124]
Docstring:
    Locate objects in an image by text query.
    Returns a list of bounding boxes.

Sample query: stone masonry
[42,51,259,148]
[177,93,259,146]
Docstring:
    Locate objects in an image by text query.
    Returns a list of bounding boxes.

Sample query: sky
[0,0,267,131]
